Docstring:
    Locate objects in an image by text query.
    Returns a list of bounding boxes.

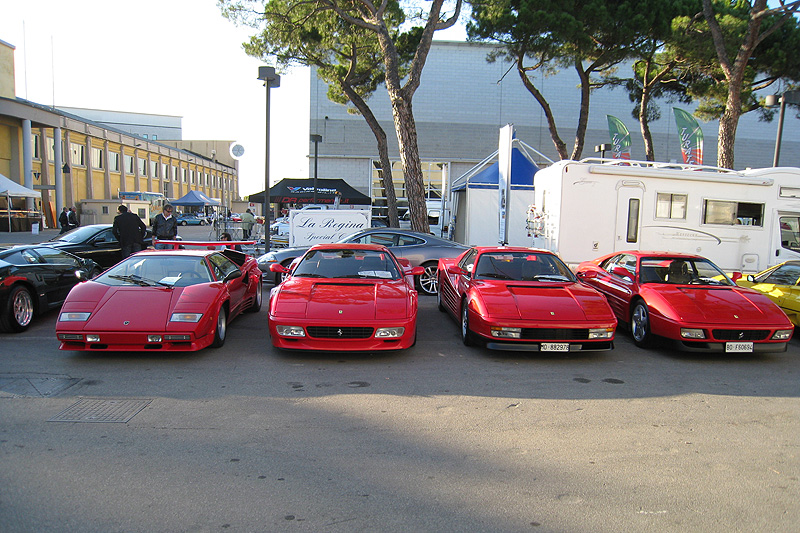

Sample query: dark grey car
[257,228,468,295]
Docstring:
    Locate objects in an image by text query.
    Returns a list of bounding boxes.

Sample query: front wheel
[246,280,262,313]
[180,221,188,226]
[631,301,653,348]
[1,285,34,333]
[417,262,438,295]
[199,220,206,226]
[211,306,228,348]
[461,301,474,346]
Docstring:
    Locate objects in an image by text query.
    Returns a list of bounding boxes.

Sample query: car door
[30,247,85,304]
[591,254,637,320]
[85,228,123,268]
[209,254,247,316]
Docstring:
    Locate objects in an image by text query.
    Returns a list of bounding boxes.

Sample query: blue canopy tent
[450,146,542,246]
[170,190,221,207]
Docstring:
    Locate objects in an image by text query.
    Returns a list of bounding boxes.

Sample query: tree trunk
[639,82,655,161]
[717,94,742,169]
[390,94,429,233]
[571,62,592,160]
[516,56,569,160]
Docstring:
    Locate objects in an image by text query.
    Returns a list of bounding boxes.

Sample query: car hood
[476,281,614,322]
[63,281,217,331]
[271,278,410,320]
[647,286,790,325]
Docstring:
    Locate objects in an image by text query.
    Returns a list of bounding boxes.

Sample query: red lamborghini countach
[56,247,262,351]
[575,251,793,352]
[268,243,422,351]
[437,246,617,351]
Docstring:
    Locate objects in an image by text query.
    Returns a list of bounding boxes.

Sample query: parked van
[529,159,800,273]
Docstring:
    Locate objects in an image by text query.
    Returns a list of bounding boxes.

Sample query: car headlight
[276,325,305,337]
[490,327,521,339]
[375,327,405,338]
[261,252,277,262]
[170,313,203,323]
[588,328,615,339]
[59,312,91,322]
[771,329,793,341]
[680,328,706,339]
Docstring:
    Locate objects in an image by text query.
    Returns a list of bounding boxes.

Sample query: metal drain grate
[49,398,152,423]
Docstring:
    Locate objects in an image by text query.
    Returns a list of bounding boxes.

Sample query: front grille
[521,328,589,340]
[307,326,374,339]
[711,329,770,341]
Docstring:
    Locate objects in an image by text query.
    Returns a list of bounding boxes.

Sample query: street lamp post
[258,66,280,250]
[765,90,800,167]
[310,134,322,204]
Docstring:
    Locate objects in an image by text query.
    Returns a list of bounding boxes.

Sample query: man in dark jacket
[112,205,147,258]
[152,204,178,249]
[58,207,70,233]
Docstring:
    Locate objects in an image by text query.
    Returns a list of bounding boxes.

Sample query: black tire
[199,220,206,226]
[274,259,293,285]
[631,301,653,348]
[1,285,34,333]
[180,221,187,226]
[461,300,474,346]
[211,306,228,348]
[90,267,102,279]
[417,262,438,295]
[246,279,262,313]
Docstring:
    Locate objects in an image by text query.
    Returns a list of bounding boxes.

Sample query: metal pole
[258,66,280,250]
[773,94,787,167]
[310,134,322,205]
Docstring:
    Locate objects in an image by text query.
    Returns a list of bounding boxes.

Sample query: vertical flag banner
[673,108,704,165]
[606,115,632,159]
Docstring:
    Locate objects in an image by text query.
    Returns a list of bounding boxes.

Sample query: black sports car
[40,224,153,270]
[0,245,98,332]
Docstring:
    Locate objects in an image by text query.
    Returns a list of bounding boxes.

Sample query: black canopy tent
[248,178,371,206]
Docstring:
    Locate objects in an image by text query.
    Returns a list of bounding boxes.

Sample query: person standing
[67,207,79,230]
[58,207,70,233]
[240,208,255,238]
[112,205,147,258]
[152,204,178,250]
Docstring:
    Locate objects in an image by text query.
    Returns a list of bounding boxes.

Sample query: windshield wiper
[478,272,514,280]
[295,273,326,278]
[108,274,172,287]
[532,275,571,282]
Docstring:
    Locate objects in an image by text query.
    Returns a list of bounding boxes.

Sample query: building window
[152,134,158,141]
[151,161,159,178]
[109,152,120,172]
[138,158,147,176]
[102,206,109,214]
[655,193,687,219]
[371,160,444,219]
[190,170,194,184]
[172,165,178,182]
[70,143,85,166]
[181,168,187,183]
[91,147,104,169]
[703,200,763,226]
[125,155,134,174]
[31,133,41,160]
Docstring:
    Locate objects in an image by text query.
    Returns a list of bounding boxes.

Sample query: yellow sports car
[736,260,800,327]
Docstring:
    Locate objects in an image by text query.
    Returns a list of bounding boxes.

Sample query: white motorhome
[529,159,800,273]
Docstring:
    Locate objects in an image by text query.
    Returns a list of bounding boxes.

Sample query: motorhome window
[780,217,800,252]
[627,199,640,243]
[703,200,763,226]
[779,187,800,199]
[656,193,687,219]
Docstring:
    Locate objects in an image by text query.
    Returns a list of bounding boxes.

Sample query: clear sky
[0,0,311,197]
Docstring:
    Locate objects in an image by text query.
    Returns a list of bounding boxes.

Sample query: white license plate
[541,343,570,352]
[725,342,753,353]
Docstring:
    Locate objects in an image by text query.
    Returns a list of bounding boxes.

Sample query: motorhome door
[614,184,644,252]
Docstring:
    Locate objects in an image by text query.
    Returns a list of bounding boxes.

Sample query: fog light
[164,334,191,341]
[58,333,83,340]
[148,335,163,342]
[276,325,305,337]
[59,312,91,322]
[588,328,614,339]
[85,334,101,342]
[681,328,706,339]
[490,327,521,338]
[376,327,405,338]
[771,329,793,340]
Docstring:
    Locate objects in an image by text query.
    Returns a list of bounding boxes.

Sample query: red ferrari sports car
[437,247,617,351]
[56,247,262,351]
[268,243,422,351]
[575,251,793,352]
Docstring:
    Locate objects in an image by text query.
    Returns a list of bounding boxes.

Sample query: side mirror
[746,274,756,282]
[577,270,597,279]
[269,263,290,274]
[730,272,742,282]
[447,265,467,276]
[612,266,633,280]
[409,266,425,276]
[224,268,243,282]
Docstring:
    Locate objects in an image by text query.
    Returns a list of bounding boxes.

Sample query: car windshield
[48,226,101,243]
[292,249,401,280]
[97,255,213,287]
[639,257,733,286]
[473,251,575,282]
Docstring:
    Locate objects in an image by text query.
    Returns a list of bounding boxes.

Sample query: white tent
[0,173,41,232]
